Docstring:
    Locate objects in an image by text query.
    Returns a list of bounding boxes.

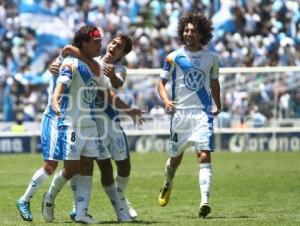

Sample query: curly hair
[178,13,213,46]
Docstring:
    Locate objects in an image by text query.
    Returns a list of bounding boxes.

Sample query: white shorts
[169,109,215,157]
[41,114,99,161]
[95,112,129,161]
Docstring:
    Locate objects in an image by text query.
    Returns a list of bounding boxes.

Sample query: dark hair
[72,25,99,49]
[114,33,132,55]
[178,13,213,46]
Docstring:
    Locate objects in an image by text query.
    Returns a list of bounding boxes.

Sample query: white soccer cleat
[123,198,137,219]
[42,193,54,222]
[74,214,94,224]
[117,207,132,222]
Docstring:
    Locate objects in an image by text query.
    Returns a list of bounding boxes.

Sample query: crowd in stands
[0,0,300,128]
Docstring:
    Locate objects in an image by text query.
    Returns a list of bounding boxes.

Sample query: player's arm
[102,63,124,89]
[210,54,222,116]
[107,89,144,126]
[49,45,100,76]
[211,79,222,116]
[52,83,64,116]
[52,63,74,116]
[157,79,176,112]
[158,55,176,112]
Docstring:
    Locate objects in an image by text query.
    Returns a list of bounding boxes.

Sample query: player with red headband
[17,25,103,224]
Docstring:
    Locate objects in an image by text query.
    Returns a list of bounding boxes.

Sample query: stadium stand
[0,0,300,130]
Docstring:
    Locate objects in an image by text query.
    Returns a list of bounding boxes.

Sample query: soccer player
[157,13,221,218]
[16,28,100,222]
[50,34,139,221]
[40,25,104,224]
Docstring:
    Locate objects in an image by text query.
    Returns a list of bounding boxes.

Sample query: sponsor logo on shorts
[115,138,125,150]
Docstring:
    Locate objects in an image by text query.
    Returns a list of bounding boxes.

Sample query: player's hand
[164,100,177,112]
[129,108,145,127]
[49,62,61,75]
[212,108,222,116]
[102,63,115,78]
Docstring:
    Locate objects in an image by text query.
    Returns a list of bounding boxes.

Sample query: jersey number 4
[171,133,178,142]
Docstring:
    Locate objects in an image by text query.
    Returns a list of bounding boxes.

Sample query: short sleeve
[160,54,174,82]
[57,58,74,88]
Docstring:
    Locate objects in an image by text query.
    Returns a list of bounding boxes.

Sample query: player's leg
[42,160,80,222]
[96,159,131,222]
[17,115,60,222]
[159,110,188,207]
[159,153,184,207]
[196,110,214,218]
[42,126,81,222]
[74,128,101,224]
[74,156,94,224]
[115,158,137,218]
[197,150,212,218]
[17,160,57,221]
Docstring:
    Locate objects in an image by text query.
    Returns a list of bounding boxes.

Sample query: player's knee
[43,161,58,175]
[116,159,131,177]
[198,151,211,163]
[79,156,94,174]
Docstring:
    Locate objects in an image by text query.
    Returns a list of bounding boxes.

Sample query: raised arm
[49,45,100,76]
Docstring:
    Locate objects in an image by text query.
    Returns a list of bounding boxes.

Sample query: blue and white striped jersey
[45,56,106,128]
[160,47,219,111]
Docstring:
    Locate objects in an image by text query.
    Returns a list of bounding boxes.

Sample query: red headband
[89,28,101,39]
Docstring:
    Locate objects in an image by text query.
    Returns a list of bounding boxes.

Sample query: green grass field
[1,152,300,226]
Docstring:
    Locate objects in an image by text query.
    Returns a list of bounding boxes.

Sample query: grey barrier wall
[0,131,300,154]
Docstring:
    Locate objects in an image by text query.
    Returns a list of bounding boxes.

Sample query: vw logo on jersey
[83,79,97,104]
[184,68,205,91]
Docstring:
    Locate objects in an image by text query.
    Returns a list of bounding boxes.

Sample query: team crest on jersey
[184,68,205,91]
[115,137,125,150]
[83,79,97,104]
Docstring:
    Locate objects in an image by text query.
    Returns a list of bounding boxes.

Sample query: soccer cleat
[199,203,211,218]
[74,214,94,224]
[17,198,33,221]
[117,207,132,222]
[69,208,76,222]
[123,198,138,219]
[42,193,54,222]
[158,186,172,207]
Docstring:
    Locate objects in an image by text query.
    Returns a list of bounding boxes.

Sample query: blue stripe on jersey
[77,60,92,83]
[207,112,214,150]
[41,115,51,157]
[119,126,129,157]
[175,53,212,110]
[104,104,120,122]
[77,60,98,122]
[60,87,70,114]
[163,60,171,71]
[59,125,68,160]
[60,65,73,80]
[196,88,212,111]
[174,54,192,72]
[171,68,176,101]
